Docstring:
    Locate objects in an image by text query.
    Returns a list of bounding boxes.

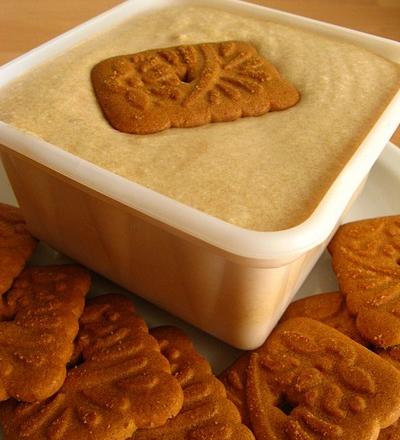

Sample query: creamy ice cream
[0,6,399,231]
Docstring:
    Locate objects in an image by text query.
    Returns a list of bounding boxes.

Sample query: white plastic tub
[0,0,399,349]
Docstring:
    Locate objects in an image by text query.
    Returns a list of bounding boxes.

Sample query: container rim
[0,0,400,262]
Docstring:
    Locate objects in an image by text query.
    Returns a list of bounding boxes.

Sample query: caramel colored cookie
[281,291,367,345]
[378,346,400,371]
[328,216,400,348]
[0,203,37,295]
[0,265,90,402]
[376,347,400,439]
[91,41,300,134]
[379,422,400,440]
[0,295,183,440]
[220,318,400,440]
[133,326,254,440]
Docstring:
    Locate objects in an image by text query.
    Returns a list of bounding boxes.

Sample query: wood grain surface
[1,0,399,145]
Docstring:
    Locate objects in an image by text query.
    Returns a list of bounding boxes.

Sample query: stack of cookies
[1,201,400,440]
[0,203,253,439]
[220,215,400,439]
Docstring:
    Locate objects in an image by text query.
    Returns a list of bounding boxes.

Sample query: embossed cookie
[375,347,400,439]
[91,41,300,134]
[328,216,400,347]
[0,203,37,295]
[281,291,367,345]
[0,295,183,440]
[220,318,400,439]
[378,346,400,371]
[0,265,90,402]
[133,326,254,440]
[378,422,400,440]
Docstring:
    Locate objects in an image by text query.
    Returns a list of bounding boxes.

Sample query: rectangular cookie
[0,265,90,402]
[133,326,254,440]
[0,203,37,296]
[328,215,400,347]
[0,295,183,439]
[220,317,400,440]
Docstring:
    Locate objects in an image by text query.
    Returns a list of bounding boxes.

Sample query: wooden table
[1,0,399,145]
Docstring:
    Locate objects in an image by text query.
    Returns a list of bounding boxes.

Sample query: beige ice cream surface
[0,6,399,231]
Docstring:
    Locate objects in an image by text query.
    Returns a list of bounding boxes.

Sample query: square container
[1,0,400,349]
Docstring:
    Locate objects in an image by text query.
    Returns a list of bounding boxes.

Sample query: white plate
[0,142,399,422]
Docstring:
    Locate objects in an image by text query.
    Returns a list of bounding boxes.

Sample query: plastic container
[0,0,400,349]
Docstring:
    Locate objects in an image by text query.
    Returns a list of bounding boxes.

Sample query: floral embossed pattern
[0,203,37,295]
[133,326,254,440]
[281,292,367,346]
[0,265,90,403]
[0,295,183,440]
[328,216,400,347]
[377,347,400,439]
[220,318,400,440]
[91,41,300,134]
